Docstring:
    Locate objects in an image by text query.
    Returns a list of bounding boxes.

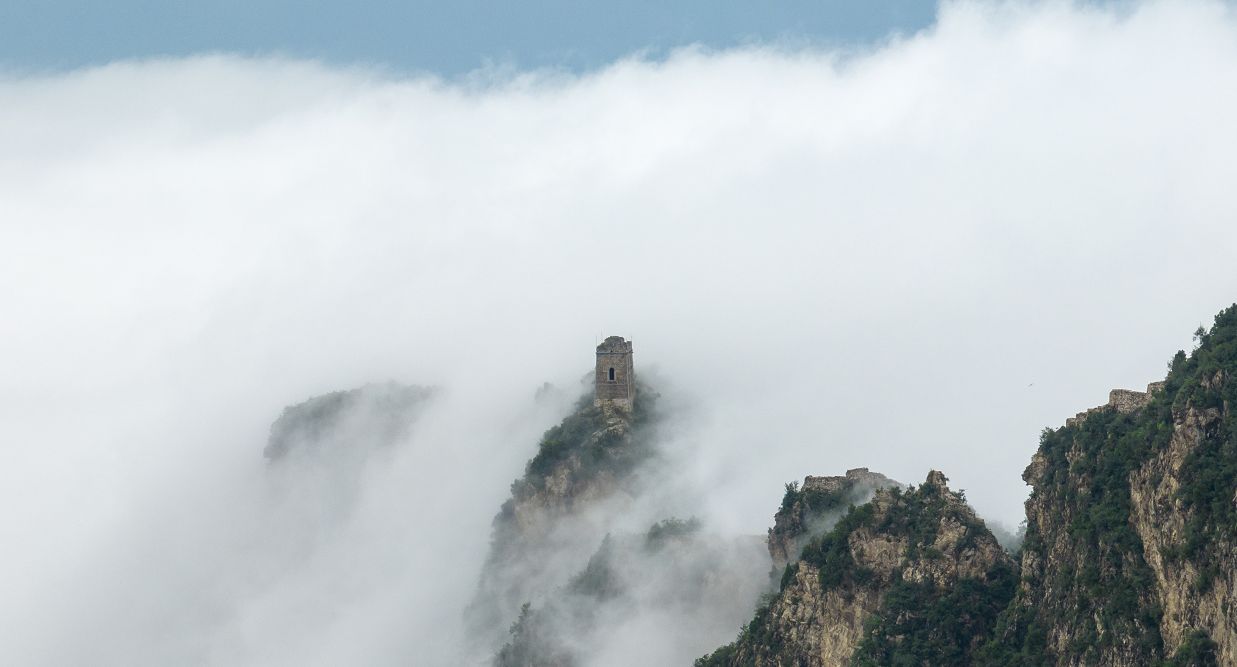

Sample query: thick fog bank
[4,1,1237,663]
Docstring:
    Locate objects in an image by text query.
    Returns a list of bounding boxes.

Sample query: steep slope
[699,471,1015,666]
[469,385,662,650]
[984,305,1237,666]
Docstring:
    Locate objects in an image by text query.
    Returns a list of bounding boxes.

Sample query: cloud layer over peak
[4,1,1237,663]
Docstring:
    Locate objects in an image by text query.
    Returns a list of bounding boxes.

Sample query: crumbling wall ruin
[1065,381,1164,428]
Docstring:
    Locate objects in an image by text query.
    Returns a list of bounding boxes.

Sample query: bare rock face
[701,471,1015,666]
[767,468,899,569]
[1128,371,1237,666]
[749,560,884,665]
[1009,395,1173,666]
[996,307,1237,665]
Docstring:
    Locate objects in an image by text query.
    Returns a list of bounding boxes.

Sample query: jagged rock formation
[263,382,434,460]
[699,471,1016,666]
[986,305,1237,666]
[767,468,900,570]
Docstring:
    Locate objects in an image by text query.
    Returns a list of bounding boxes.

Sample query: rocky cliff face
[988,306,1237,666]
[700,471,1016,666]
[1129,378,1236,667]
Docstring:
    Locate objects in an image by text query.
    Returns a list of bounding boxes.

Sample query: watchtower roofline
[596,336,633,354]
[595,336,635,409]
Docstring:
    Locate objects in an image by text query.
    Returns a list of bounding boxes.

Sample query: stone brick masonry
[1065,381,1164,428]
[594,336,635,408]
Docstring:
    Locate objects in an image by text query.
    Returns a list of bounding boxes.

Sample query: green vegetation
[852,564,1017,667]
[703,306,1237,667]
[521,383,660,491]
[981,305,1237,663]
[977,407,1166,663]
[798,502,876,591]
[702,477,1014,666]
[779,479,857,518]
[524,394,610,480]
[1163,630,1219,667]
[1169,306,1237,566]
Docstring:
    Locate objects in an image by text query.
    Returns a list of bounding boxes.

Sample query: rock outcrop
[699,471,1016,666]
[1129,375,1236,666]
[987,305,1237,665]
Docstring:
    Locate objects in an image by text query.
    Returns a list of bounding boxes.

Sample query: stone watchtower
[594,336,635,409]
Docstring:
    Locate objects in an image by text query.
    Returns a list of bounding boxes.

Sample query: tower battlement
[595,336,635,409]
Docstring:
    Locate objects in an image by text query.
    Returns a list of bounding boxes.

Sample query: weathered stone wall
[1109,388,1151,414]
[1064,380,1164,427]
[594,336,635,406]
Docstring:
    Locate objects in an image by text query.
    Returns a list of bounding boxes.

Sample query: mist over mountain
[5,2,1237,665]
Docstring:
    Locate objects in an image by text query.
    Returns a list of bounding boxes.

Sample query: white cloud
[3,1,1237,663]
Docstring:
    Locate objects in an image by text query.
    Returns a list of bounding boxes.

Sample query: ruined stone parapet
[1109,388,1152,414]
[800,468,897,497]
[1066,406,1105,428]
[1066,381,1163,427]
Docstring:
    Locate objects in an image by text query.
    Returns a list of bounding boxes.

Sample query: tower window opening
[608,367,616,382]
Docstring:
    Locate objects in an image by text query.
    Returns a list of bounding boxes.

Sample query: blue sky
[0,0,939,75]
